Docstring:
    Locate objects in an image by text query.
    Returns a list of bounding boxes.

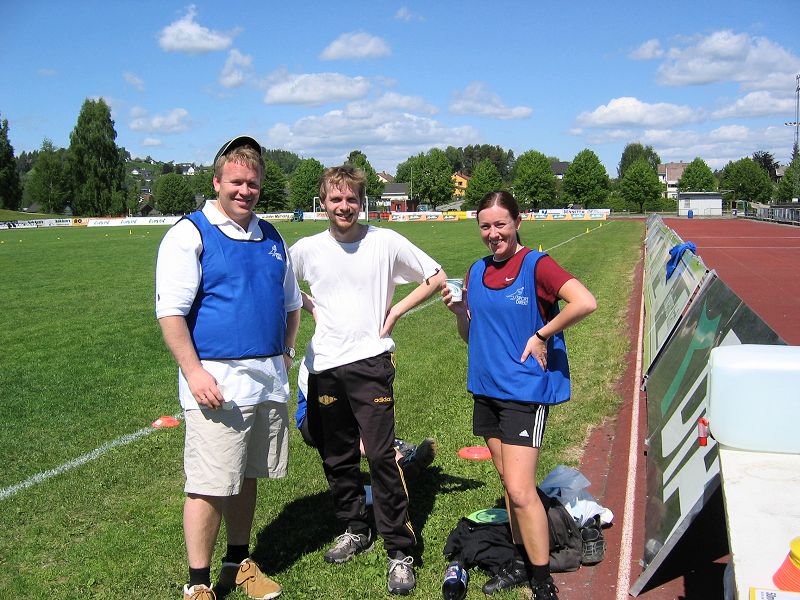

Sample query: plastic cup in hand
[446,279,464,302]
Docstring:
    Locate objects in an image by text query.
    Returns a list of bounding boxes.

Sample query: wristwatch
[284,347,296,359]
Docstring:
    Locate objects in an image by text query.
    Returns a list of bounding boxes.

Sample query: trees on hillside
[443,144,515,180]
[259,159,288,212]
[346,150,385,199]
[678,158,716,192]
[155,173,194,215]
[618,142,660,180]
[563,149,609,208]
[0,113,22,210]
[289,158,324,210]
[190,169,214,199]
[620,158,663,213]
[463,159,502,209]
[24,139,69,213]
[512,150,557,210]
[66,98,125,216]
[720,158,773,207]
[263,149,301,175]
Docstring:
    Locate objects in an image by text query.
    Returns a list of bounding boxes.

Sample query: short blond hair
[319,165,366,203]
[214,146,263,181]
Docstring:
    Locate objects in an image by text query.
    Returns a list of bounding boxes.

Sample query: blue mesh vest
[466,250,571,404]
[184,211,286,360]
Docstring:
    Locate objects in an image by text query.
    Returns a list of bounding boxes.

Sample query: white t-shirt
[290,225,441,372]
[155,201,302,409]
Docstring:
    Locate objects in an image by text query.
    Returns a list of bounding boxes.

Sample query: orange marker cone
[152,416,181,428]
[774,537,800,591]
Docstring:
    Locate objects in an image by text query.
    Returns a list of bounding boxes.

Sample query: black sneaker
[482,562,528,594]
[387,555,415,595]
[531,576,560,600]
[580,517,607,565]
[323,528,374,564]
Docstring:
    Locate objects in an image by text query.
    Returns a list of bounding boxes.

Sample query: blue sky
[2,1,799,176]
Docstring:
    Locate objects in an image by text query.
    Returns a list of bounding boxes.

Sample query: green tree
[263,149,301,175]
[24,138,70,213]
[66,98,125,216]
[258,159,288,212]
[155,173,195,215]
[720,158,773,208]
[620,158,663,213]
[618,142,660,180]
[0,113,23,210]
[562,149,609,208]
[678,158,717,192]
[190,168,214,199]
[289,158,324,210]
[463,159,502,209]
[346,150,385,199]
[752,150,779,182]
[413,149,454,209]
[775,155,800,202]
[512,150,557,210]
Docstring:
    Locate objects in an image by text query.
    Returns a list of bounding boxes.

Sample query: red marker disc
[458,445,492,460]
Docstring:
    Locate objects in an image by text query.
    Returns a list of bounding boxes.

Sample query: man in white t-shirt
[290,165,446,595]
[156,135,302,600]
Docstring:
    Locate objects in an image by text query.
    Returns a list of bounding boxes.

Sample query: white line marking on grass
[615,286,645,600]
[0,412,183,502]
[544,224,602,252]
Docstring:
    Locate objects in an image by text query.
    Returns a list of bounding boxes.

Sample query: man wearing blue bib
[156,136,302,600]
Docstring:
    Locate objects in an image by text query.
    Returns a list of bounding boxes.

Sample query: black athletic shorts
[472,395,549,447]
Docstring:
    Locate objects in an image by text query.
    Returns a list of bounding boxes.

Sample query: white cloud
[263,70,371,106]
[124,72,145,92]
[320,32,391,61]
[347,92,437,116]
[37,68,57,77]
[709,124,750,142]
[265,97,479,172]
[142,138,163,147]
[449,82,532,120]
[394,7,423,21]
[712,91,795,119]
[129,108,192,134]
[656,30,800,90]
[629,39,663,60]
[576,96,699,128]
[158,5,236,54]
[219,49,253,88]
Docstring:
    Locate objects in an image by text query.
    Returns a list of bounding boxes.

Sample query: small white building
[677,191,723,217]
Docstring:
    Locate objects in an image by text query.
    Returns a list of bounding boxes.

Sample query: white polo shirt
[155,201,302,409]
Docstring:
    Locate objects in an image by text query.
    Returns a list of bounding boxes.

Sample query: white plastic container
[707,344,800,454]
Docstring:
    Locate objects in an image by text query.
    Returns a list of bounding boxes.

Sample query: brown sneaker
[183,584,216,600]
[217,558,281,599]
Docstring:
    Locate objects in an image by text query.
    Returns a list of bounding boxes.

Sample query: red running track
[553,216,800,600]
[665,217,800,344]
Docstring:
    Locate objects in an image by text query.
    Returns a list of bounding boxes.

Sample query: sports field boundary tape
[615,283,645,599]
[0,411,183,502]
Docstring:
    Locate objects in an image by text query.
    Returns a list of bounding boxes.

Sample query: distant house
[377,171,395,184]
[452,172,470,197]
[658,162,689,199]
[550,161,569,179]
[381,183,418,212]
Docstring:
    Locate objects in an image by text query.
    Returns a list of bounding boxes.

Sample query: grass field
[0,218,643,599]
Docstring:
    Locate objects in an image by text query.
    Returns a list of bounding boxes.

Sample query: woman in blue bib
[442,191,596,600]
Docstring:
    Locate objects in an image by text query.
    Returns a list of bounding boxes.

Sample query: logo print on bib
[268,244,284,261]
[506,286,529,306]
